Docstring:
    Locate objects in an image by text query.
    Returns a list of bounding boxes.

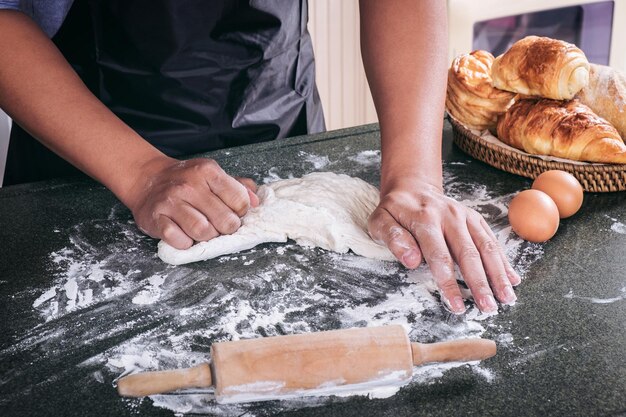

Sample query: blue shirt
[0,0,74,37]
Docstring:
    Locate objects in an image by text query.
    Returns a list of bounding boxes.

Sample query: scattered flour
[8,159,550,416]
[348,150,381,166]
[606,215,626,234]
[564,287,626,304]
[263,167,294,184]
[132,275,167,305]
[299,151,331,170]
[32,286,57,308]
[611,223,626,234]
[495,332,515,348]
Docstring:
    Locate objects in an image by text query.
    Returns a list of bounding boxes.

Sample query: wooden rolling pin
[117,325,496,403]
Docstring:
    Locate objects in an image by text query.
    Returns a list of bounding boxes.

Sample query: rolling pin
[117,325,496,403]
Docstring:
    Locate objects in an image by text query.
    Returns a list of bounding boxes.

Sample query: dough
[158,172,395,265]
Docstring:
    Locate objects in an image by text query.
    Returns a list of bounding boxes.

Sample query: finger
[157,214,194,250]
[467,217,517,305]
[445,226,498,313]
[411,224,466,314]
[204,165,252,217]
[236,177,258,193]
[446,221,499,313]
[242,185,260,208]
[235,177,260,207]
[182,191,241,236]
[480,218,522,286]
[166,202,220,242]
[368,207,422,268]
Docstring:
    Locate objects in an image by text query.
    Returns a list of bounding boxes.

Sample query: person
[0,0,520,314]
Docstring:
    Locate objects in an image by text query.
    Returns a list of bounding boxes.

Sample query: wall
[308,0,378,131]
[0,109,10,187]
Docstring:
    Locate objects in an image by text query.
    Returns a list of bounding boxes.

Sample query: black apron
[4,0,325,185]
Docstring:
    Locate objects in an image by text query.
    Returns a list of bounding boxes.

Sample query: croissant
[446,50,516,131]
[496,98,626,164]
[576,63,626,139]
[491,36,590,100]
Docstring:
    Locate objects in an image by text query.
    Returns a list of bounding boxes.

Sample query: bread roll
[576,63,626,139]
[496,99,626,164]
[491,36,589,100]
[446,50,516,131]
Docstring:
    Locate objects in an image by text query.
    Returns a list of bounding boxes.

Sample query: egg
[532,170,584,218]
[508,189,560,242]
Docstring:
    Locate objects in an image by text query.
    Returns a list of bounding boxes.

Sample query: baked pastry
[491,36,590,100]
[496,98,626,164]
[446,50,516,131]
[576,63,626,139]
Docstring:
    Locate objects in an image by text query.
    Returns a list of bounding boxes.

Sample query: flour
[263,167,293,184]
[132,274,167,305]
[32,286,58,308]
[611,222,626,234]
[348,150,381,166]
[564,287,626,304]
[299,151,331,170]
[495,332,515,348]
[7,158,550,416]
[606,215,626,234]
[216,369,411,405]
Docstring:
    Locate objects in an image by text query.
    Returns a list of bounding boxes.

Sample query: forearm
[359,0,448,192]
[0,10,167,207]
[360,3,519,313]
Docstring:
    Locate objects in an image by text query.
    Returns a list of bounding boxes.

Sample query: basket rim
[448,116,626,174]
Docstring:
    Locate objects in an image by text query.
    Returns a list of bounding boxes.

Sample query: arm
[359,0,520,313]
[0,10,257,248]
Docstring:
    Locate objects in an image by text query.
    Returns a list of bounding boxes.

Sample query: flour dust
[6,157,550,416]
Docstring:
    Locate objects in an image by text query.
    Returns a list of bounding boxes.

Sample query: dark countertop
[1,121,625,417]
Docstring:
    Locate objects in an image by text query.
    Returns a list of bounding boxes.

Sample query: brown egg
[508,189,560,243]
[532,170,584,218]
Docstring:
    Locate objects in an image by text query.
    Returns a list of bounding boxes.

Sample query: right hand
[127,156,259,249]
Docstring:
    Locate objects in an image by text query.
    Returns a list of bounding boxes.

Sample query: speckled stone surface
[0,121,625,417]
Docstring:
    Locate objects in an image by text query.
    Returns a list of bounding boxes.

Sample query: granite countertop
[1,122,625,417]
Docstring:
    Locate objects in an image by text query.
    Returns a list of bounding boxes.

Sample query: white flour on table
[299,151,331,170]
[11,156,550,416]
[348,150,381,166]
[606,215,626,234]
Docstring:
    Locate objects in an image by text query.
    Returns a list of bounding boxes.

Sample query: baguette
[576,63,626,139]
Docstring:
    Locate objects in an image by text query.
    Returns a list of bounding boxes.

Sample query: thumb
[247,188,260,208]
[235,177,260,208]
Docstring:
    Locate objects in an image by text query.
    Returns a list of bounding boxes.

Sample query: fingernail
[510,272,522,286]
[480,294,498,313]
[502,286,517,304]
[451,296,466,313]
[443,295,466,314]
[401,249,420,268]
[248,190,260,208]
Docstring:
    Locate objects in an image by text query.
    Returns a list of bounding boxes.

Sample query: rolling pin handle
[411,338,497,365]
[117,363,213,397]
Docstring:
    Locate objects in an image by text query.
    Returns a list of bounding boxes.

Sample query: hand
[127,156,259,249]
[368,178,521,314]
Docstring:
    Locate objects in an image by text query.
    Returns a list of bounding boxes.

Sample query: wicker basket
[449,117,626,192]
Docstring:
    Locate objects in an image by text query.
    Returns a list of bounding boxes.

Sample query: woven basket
[449,117,626,192]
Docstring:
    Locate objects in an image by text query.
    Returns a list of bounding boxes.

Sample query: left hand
[368,178,521,314]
